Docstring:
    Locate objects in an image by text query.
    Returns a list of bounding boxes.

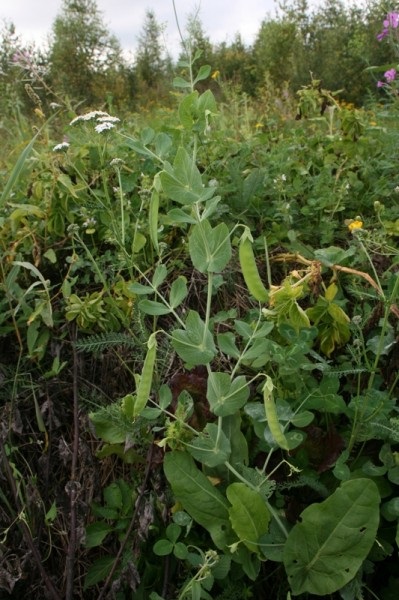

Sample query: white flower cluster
[53,141,70,152]
[69,110,120,133]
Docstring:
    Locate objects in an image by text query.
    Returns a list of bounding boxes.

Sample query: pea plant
[84,46,398,600]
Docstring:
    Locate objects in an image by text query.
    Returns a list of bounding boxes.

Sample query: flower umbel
[53,141,70,152]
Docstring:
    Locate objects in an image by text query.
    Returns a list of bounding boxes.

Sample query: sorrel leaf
[283,478,380,596]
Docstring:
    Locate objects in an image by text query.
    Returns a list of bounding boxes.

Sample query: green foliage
[49,0,126,104]
[283,478,380,595]
[1,5,399,598]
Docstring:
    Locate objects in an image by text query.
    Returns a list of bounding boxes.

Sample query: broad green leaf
[188,423,231,467]
[174,542,189,559]
[381,497,399,521]
[57,173,79,197]
[169,276,188,309]
[121,134,155,158]
[207,372,250,417]
[141,127,155,144]
[155,132,172,157]
[217,332,240,358]
[138,299,171,316]
[290,411,314,427]
[44,501,57,525]
[259,520,287,562]
[166,207,197,224]
[173,76,192,88]
[160,147,204,205]
[103,482,123,510]
[166,523,181,543]
[89,411,126,444]
[132,231,146,253]
[153,539,174,556]
[83,556,114,590]
[222,414,249,467]
[283,478,380,596]
[171,310,216,366]
[128,282,153,295]
[121,393,135,418]
[327,302,350,325]
[202,195,221,220]
[197,89,217,115]
[85,522,113,548]
[152,264,168,288]
[179,91,199,129]
[314,246,355,267]
[164,451,232,549]
[227,483,270,553]
[288,303,310,330]
[188,220,232,273]
[43,248,57,263]
[193,64,212,84]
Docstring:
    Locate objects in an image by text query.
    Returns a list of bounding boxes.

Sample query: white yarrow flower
[70,110,110,125]
[95,121,115,133]
[53,141,70,151]
[97,116,120,123]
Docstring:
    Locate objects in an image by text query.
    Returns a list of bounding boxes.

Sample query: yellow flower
[348,219,363,231]
[211,70,220,80]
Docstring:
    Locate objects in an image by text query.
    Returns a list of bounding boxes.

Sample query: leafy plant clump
[1,8,399,600]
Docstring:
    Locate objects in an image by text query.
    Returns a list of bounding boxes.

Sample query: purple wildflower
[377,12,399,41]
[377,29,389,41]
[384,68,397,82]
[377,80,385,88]
[383,11,399,28]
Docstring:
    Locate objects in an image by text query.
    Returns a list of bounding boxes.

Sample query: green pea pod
[149,188,159,253]
[263,375,289,450]
[134,332,157,418]
[239,227,268,302]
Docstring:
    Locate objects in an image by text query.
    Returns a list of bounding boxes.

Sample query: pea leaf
[171,310,217,366]
[138,299,171,316]
[206,372,250,417]
[169,276,188,309]
[188,423,231,467]
[283,478,380,596]
[160,147,214,205]
[188,220,232,273]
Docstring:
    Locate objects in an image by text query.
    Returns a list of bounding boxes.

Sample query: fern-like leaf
[75,332,137,353]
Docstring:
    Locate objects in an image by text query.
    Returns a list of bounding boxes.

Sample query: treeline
[0,0,397,116]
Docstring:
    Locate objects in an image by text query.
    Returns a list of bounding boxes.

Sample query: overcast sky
[0,0,319,58]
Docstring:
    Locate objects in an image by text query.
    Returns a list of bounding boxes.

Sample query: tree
[213,35,256,95]
[48,0,125,106]
[134,9,171,99]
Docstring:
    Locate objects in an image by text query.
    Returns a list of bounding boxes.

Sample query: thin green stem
[74,233,107,288]
[116,167,125,247]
